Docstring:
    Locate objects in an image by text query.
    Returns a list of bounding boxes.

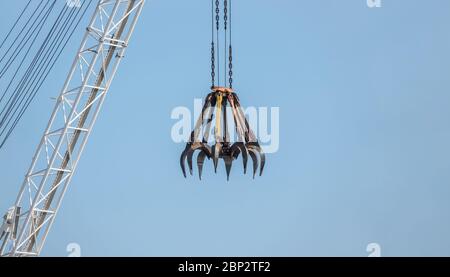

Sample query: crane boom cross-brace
[0,0,145,257]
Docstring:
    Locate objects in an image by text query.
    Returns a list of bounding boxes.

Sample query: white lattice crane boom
[0,0,145,256]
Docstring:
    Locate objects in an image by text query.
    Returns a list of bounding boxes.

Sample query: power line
[0,0,94,149]
[0,3,73,123]
[0,0,51,78]
[0,1,57,124]
[0,3,70,105]
[0,0,32,51]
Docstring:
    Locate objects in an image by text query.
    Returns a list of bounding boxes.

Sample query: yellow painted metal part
[215,94,223,140]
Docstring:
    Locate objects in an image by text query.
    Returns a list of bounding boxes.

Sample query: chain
[224,0,228,31]
[229,46,233,88]
[210,0,234,88]
[228,0,233,88]
[211,42,215,87]
[215,0,220,86]
[210,1,215,87]
[215,0,220,31]
[224,0,228,87]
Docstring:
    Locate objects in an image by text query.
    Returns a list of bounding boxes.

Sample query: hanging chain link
[215,0,220,86]
[215,0,220,31]
[211,0,220,87]
[210,0,234,88]
[224,0,228,87]
[211,42,215,87]
[224,0,228,31]
[228,0,233,88]
[229,45,233,88]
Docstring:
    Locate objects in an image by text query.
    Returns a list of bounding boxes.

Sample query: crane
[0,0,145,256]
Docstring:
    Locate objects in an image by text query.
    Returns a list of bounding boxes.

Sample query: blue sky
[1,0,450,256]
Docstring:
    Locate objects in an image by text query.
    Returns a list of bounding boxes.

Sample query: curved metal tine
[232,148,240,159]
[197,151,207,180]
[230,142,248,174]
[234,94,265,176]
[223,155,233,181]
[212,143,222,173]
[196,102,215,180]
[187,148,195,176]
[247,147,259,179]
[248,143,265,176]
[180,144,191,178]
[180,94,214,178]
[187,143,211,176]
[183,108,203,168]
[259,148,266,176]
[227,94,248,174]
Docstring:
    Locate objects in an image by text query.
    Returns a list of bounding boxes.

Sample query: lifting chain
[210,0,233,88]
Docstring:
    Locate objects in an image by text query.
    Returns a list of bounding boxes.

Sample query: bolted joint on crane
[0,206,21,256]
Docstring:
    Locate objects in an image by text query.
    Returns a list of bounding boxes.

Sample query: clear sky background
[1,0,450,256]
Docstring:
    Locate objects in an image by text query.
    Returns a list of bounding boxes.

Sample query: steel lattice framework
[0,0,145,256]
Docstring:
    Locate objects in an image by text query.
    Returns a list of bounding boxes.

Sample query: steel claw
[180,88,266,180]
[180,142,211,178]
[180,144,191,178]
[230,142,248,174]
[247,148,259,179]
[223,154,233,181]
[212,143,222,173]
[197,151,209,180]
[247,142,265,178]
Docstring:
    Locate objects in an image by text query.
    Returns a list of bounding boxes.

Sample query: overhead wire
[0,0,93,149]
[0,1,85,140]
[0,2,70,106]
[0,3,75,126]
[0,0,58,106]
[0,0,46,66]
[0,1,58,128]
[0,0,52,79]
[4,1,91,136]
[0,0,32,51]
